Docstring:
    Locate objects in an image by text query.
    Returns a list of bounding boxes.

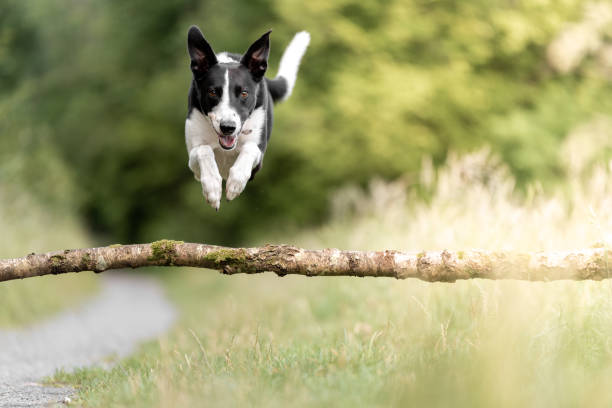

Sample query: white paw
[226,168,250,201]
[201,174,222,210]
[188,156,201,181]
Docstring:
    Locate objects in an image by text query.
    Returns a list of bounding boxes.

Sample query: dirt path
[0,273,176,407]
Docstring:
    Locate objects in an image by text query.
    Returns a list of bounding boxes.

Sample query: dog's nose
[220,122,236,135]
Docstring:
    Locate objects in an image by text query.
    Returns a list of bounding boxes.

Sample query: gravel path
[0,273,177,407]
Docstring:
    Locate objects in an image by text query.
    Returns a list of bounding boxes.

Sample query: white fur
[210,69,241,135]
[225,107,266,200]
[237,107,266,146]
[188,145,222,210]
[226,143,261,200]
[185,106,266,208]
[213,107,265,180]
[276,31,310,101]
[185,29,311,209]
[185,109,217,153]
[185,111,223,209]
[216,52,238,63]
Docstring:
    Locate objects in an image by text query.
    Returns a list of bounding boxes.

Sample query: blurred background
[2,0,612,249]
[3,1,612,406]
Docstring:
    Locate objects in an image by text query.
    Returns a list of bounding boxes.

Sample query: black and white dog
[185,26,310,210]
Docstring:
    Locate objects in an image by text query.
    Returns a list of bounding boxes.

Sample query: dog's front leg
[226,143,262,201]
[188,145,223,210]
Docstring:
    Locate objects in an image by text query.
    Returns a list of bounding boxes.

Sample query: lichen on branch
[0,243,610,283]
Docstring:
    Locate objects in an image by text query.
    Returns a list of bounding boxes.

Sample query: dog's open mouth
[218,134,237,150]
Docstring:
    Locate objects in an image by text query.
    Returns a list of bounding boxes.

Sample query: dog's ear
[241,30,271,81]
[187,26,217,78]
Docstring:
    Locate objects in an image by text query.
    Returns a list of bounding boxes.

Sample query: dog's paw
[201,174,222,210]
[226,167,251,201]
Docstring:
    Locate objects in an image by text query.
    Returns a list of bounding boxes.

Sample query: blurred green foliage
[1,0,611,245]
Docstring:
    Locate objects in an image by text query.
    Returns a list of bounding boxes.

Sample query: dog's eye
[208,89,217,97]
[240,90,248,100]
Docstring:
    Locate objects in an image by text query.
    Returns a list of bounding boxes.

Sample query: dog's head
[188,26,270,150]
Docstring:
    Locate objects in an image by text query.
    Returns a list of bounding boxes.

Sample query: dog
[185,26,310,210]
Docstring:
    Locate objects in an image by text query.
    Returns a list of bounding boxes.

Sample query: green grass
[0,273,99,327]
[49,149,612,406]
[50,270,612,407]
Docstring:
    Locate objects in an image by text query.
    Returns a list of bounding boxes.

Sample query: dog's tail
[267,31,310,103]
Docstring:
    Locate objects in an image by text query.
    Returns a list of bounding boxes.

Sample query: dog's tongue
[219,135,236,149]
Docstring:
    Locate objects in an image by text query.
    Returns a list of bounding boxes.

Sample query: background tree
[1,0,611,245]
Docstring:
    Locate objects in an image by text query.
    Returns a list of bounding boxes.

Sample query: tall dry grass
[292,117,612,252]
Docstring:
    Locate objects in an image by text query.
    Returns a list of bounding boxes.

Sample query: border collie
[185,26,310,210]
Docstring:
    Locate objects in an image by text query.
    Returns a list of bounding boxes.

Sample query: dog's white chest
[214,148,239,179]
[185,107,265,181]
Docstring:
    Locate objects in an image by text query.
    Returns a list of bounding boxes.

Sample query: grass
[0,274,98,327]
[0,186,99,327]
[49,143,612,407]
[51,271,612,407]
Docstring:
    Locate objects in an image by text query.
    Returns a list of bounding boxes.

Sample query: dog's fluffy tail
[267,31,310,103]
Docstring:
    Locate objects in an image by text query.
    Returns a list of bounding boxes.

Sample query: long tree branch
[0,240,610,283]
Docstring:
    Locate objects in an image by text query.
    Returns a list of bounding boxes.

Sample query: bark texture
[1,240,611,283]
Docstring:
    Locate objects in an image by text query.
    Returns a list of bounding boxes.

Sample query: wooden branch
[1,240,611,283]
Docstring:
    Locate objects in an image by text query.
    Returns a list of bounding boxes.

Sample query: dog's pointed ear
[241,30,271,81]
[188,26,217,77]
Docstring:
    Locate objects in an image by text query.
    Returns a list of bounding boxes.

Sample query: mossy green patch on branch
[148,240,184,265]
[466,267,480,278]
[50,254,65,264]
[203,249,247,264]
[203,248,250,274]
[49,255,67,273]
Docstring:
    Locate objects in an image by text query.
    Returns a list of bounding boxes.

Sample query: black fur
[266,77,288,103]
[185,26,307,207]
[187,25,273,158]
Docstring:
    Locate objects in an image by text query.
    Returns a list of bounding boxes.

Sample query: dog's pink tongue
[219,135,236,149]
